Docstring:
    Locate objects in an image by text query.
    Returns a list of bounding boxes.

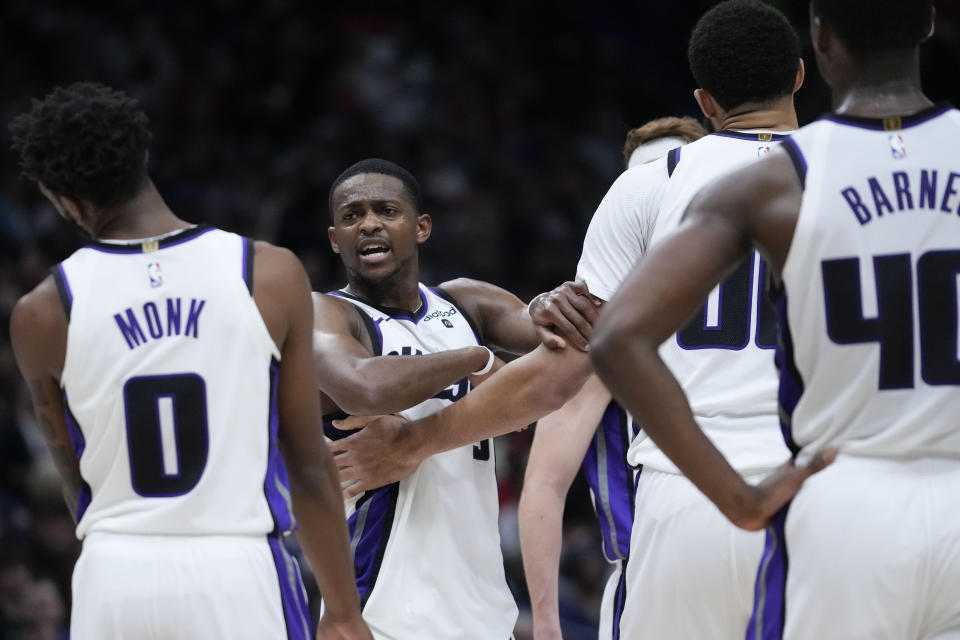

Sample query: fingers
[556,299,593,347]
[536,326,567,351]
[545,297,591,349]
[563,291,600,326]
[332,415,376,431]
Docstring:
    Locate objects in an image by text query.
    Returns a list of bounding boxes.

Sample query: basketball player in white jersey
[7,82,371,640]
[519,116,707,640]
[335,3,808,637]
[592,1,960,637]
[315,158,593,639]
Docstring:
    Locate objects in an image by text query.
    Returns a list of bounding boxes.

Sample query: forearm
[591,337,754,525]
[287,447,362,617]
[332,346,488,415]
[519,481,566,638]
[409,344,592,457]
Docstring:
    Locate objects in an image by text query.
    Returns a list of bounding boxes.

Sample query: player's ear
[793,58,806,93]
[416,213,432,245]
[327,226,340,254]
[693,89,721,122]
[810,16,830,56]
[41,184,90,228]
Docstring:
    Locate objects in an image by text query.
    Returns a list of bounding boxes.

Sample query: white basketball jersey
[55,226,292,538]
[777,104,960,464]
[323,285,517,640]
[628,132,793,473]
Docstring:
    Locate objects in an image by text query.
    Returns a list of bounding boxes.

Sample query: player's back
[628,132,794,473]
[57,225,290,538]
[779,104,960,463]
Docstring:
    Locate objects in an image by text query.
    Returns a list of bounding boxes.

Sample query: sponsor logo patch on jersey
[889,134,907,159]
[423,307,458,322]
[442,318,454,328]
[147,262,163,288]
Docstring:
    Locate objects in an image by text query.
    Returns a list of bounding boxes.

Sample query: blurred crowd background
[1,1,959,638]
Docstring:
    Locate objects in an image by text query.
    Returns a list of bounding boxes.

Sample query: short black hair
[9,82,151,209]
[812,0,934,55]
[328,158,423,215]
[688,0,801,112]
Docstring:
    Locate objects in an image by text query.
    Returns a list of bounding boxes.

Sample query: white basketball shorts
[71,531,310,639]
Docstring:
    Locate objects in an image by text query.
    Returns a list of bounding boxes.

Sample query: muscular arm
[254,244,370,636]
[519,375,611,640]
[333,342,593,497]
[590,152,830,531]
[312,292,489,415]
[10,277,80,521]
[439,277,541,354]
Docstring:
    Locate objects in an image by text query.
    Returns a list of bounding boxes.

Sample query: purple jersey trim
[55,263,73,303]
[242,236,255,294]
[264,359,296,532]
[708,131,788,142]
[780,137,807,189]
[820,102,954,131]
[84,225,215,254]
[267,533,312,640]
[746,503,791,640]
[62,392,92,521]
[773,290,804,456]
[329,288,430,323]
[430,286,483,345]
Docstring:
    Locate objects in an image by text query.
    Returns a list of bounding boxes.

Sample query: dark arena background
[1,1,959,638]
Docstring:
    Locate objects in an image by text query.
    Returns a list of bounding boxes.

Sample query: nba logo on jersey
[147,262,163,288]
[758,145,772,157]
[889,134,907,159]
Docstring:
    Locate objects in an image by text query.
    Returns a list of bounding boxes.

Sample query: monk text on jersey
[113,297,207,349]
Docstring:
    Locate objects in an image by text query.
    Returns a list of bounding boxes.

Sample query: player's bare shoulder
[685,148,802,276]
[250,240,312,345]
[311,289,372,351]
[10,274,68,378]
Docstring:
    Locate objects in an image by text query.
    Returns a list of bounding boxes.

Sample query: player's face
[328,173,431,283]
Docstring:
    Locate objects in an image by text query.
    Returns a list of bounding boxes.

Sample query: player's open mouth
[358,242,391,263]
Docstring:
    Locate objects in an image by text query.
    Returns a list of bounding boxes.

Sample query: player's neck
[719,97,798,133]
[345,261,422,312]
[831,51,931,118]
[93,180,190,241]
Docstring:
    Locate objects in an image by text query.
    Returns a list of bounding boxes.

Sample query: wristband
[471,347,496,376]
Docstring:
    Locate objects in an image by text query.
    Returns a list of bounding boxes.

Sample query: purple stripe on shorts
[61,392,91,520]
[264,360,295,532]
[611,560,628,640]
[746,504,790,640]
[583,402,634,561]
[350,483,400,605]
[267,534,311,640]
